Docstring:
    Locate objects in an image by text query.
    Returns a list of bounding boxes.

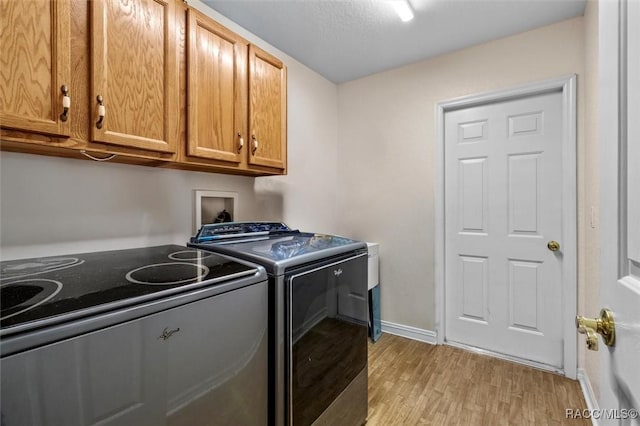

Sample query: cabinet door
[186,9,247,164]
[91,0,179,153]
[248,45,287,170]
[0,0,71,137]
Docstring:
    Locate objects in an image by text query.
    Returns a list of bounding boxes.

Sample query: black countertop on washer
[0,245,256,332]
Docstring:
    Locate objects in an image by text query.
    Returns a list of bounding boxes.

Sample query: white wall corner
[380,321,437,345]
[577,368,600,426]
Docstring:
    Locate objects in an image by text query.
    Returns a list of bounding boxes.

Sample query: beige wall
[581,0,600,396]
[336,16,591,336]
[0,0,340,260]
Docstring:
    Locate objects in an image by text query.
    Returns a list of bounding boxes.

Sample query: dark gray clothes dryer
[189,222,368,426]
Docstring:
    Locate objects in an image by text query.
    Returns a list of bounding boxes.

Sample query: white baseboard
[380,320,437,344]
[577,368,599,426]
[445,340,564,375]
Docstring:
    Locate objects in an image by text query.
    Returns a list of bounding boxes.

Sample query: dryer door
[286,253,368,426]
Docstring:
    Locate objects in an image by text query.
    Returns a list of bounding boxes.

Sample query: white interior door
[598,0,640,422]
[444,89,570,370]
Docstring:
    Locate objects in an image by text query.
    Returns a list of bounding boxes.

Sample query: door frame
[434,75,578,379]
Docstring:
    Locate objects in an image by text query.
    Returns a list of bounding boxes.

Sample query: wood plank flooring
[367,334,590,425]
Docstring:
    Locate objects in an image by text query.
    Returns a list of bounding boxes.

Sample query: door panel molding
[434,75,577,379]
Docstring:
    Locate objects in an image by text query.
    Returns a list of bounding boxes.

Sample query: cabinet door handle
[158,327,181,341]
[251,134,258,155]
[238,133,244,152]
[60,85,70,122]
[96,95,105,129]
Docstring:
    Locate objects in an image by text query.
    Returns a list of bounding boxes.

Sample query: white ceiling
[203,0,587,84]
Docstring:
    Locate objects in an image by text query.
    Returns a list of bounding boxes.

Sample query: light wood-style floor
[367,334,590,425]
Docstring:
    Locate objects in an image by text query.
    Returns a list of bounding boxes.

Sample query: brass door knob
[579,327,599,351]
[576,308,615,350]
[547,240,560,251]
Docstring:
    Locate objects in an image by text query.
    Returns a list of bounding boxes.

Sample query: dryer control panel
[191,222,295,243]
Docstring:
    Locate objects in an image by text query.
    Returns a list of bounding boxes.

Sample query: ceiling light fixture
[392,0,414,22]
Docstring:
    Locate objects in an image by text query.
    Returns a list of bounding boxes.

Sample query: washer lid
[1,245,259,334]
[191,233,367,275]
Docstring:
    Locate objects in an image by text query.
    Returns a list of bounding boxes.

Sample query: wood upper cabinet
[91,0,179,154]
[248,45,287,170]
[181,11,287,174]
[186,8,247,164]
[1,0,287,175]
[0,0,71,137]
